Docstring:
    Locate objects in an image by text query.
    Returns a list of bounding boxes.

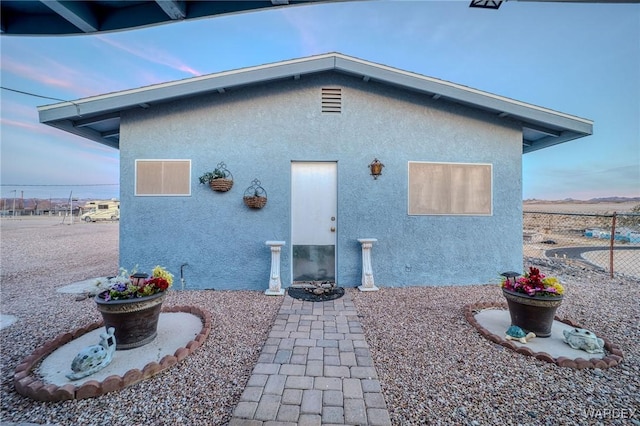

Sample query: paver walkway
[229,291,392,426]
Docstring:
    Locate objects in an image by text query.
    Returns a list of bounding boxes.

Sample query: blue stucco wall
[119,72,523,290]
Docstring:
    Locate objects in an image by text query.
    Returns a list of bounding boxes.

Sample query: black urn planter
[95,291,165,350]
[502,288,563,337]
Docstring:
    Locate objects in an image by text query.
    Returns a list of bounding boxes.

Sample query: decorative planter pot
[368,158,384,179]
[243,196,267,209]
[243,179,268,209]
[502,288,563,337]
[95,292,166,350]
[210,178,233,192]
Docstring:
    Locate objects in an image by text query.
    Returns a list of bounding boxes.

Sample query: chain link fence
[523,211,640,279]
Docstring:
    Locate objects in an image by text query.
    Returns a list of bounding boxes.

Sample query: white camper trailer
[80,200,120,222]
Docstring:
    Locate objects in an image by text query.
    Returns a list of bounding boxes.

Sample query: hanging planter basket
[243,179,268,209]
[210,178,233,192]
[199,162,233,192]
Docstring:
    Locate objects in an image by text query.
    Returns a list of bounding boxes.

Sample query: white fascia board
[38,55,337,123]
[38,52,593,143]
[333,54,593,136]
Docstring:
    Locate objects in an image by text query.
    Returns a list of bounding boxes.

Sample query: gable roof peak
[38,52,592,153]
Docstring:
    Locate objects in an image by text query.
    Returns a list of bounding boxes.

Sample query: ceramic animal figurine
[505,325,536,344]
[66,327,116,380]
[563,328,605,354]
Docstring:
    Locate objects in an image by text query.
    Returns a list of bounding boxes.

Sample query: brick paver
[230,292,392,425]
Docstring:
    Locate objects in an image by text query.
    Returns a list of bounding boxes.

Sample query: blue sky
[1,0,638,201]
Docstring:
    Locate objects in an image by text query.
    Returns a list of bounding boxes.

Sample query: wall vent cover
[321,88,342,113]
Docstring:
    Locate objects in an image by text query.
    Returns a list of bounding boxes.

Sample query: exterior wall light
[369,158,384,179]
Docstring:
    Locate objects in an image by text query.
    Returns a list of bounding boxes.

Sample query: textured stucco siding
[119,72,522,291]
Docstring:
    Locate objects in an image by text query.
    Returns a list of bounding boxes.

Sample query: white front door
[291,162,337,283]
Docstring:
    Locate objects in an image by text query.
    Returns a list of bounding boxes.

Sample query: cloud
[127,68,173,88]
[95,35,202,77]
[1,116,117,156]
[1,95,117,157]
[0,98,39,119]
[0,117,42,132]
[1,58,75,91]
[1,55,122,98]
[2,36,195,99]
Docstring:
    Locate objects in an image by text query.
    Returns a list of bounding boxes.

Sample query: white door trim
[291,161,338,283]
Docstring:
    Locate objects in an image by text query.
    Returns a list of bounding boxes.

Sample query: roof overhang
[0,0,340,36]
[2,0,636,35]
[38,52,593,153]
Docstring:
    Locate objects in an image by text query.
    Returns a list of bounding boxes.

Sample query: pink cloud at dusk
[96,35,202,78]
[1,55,121,99]
[38,56,128,98]
[1,58,76,92]
[1,99,40,120]
[0,117,43,133]
[1,2,637,201]
[1,114,115,155]
[78,147,120,169]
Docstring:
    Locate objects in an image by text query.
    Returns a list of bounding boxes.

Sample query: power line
[1,86,82,115]
[1,86,70,103]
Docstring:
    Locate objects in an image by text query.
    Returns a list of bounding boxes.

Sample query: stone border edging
[13,305,212,402]
[464,302,625,369]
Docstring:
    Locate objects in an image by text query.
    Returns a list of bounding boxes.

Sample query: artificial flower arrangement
[98,265,174,301]
[501,267,564,297]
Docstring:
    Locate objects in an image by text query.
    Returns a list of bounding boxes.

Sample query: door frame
[290,161,338,284]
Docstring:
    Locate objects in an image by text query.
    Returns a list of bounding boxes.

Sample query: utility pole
[12,190,16,218]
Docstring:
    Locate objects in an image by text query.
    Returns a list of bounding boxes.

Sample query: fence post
[609,212,617,278]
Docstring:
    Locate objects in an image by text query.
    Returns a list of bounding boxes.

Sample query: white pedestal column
[265,241,286,296]
[357,238,379,292]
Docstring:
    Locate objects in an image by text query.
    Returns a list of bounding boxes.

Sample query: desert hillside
[523,198,639,214]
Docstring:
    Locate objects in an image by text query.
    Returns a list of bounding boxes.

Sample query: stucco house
[38,53,593,291]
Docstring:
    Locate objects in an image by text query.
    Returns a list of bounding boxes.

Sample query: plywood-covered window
[408,161,492,215]
[135,159,191,196]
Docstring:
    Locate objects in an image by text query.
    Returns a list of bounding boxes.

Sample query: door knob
[330,227,336,232]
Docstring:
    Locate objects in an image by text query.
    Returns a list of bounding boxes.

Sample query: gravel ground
[1,217,281,425]
[351,258,640,425]
[2,217,639,425]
